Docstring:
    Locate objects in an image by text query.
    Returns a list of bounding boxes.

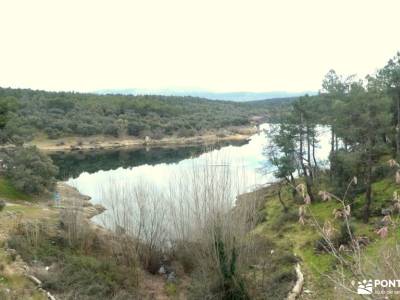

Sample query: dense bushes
[0,87,272,141]
[0,146,58,194]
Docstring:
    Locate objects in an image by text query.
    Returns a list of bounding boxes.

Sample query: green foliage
[165,282,178,297]
[0,87,275,142]
[0,146,58,194]
[214,230,250,300]
[378,52,400,99]
[267,59,394,221]
[0,177,31,200]
[337,222,355,246]
[270,207,298,231]
[0,96,19,143]
[265,123,297,182]
[329,150,364,196]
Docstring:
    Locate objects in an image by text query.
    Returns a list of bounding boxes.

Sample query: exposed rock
[158,266,166,275]
[144,136,151,145]
[167,271,177,283]
[57,183,106,220]
[381,208,392,216]
[27,275,57,300]
[6,248,17,261]
[93,204,106,213]
[82,201,92,207]
[84,204,106,219]
[27,274,42,286]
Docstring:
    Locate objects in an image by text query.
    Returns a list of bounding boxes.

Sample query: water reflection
[58,124,331,212]
[50,140,247,180]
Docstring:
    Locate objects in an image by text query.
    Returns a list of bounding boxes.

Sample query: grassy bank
[0,178,32,201]
[2,165,399,299]
[247,170,400,299]
[0,177,55,299]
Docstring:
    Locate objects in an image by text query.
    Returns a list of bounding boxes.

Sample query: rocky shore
[28,126,257,152]
[56,182,106,220]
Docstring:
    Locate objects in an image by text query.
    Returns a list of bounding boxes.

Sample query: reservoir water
[50,124,331,223]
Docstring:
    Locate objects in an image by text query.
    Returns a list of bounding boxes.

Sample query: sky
[0,0,399,93]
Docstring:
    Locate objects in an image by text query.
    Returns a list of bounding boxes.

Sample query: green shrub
[0,146,58,194]
[177,128,196,138]
[271,208,298,231]
[336,222,355,246]
[213,230,250,300]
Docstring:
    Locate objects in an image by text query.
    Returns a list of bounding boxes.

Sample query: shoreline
[56,182,106,220]
[60,178,300,299]
[26,126,258,153]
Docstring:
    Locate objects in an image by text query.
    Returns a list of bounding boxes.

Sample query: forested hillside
[0,88,281,144]
[267,52,400,223]
[1,51,400,298]
[261,52,400,298]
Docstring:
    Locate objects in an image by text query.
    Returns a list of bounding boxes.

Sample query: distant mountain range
[95,89,316,102]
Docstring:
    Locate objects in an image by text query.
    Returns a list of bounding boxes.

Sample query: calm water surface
[51,124,331,213]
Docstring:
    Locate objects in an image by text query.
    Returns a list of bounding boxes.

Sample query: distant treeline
[0,87,290,143]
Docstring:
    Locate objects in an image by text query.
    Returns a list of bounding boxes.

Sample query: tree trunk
[299,114,315,202]
[396,96,400,158]
[290,173,296,185]
[306,126,313,180]
[299,121,305,176]
[286,175,297,201]
[335,136,339,151]
[304,177,315,203]
[312,135,318,177]
[330,126,335,181]
[278,184,288,212]
[363,142,373,223]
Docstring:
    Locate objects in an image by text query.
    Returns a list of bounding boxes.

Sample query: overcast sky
[0,0,399,93]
